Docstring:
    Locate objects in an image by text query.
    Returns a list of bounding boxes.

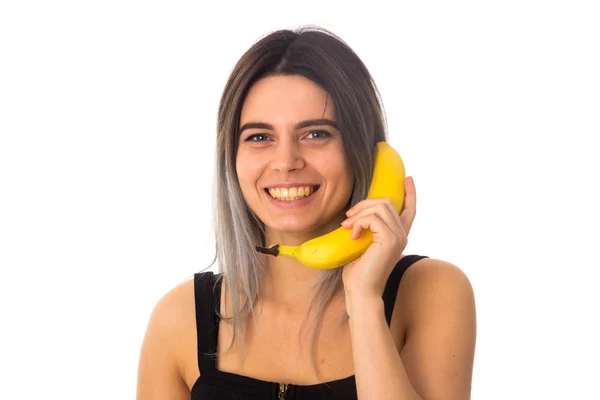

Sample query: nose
[269,141,305,173]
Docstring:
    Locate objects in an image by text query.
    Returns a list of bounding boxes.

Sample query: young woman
[137,26,476,400]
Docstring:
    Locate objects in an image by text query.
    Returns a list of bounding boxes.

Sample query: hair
[207,25,388,380]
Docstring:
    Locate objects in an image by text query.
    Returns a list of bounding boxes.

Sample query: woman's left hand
[341,176,417,306]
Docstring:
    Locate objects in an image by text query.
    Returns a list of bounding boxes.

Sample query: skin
[236,74,355,301]
[136,74,477,399]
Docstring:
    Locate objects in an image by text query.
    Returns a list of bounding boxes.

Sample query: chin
[266,218,338,241]
[270,222,314,235]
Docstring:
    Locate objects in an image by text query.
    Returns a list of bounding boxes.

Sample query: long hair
[209,25,387,379]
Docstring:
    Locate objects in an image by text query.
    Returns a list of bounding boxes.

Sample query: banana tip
[255,244,280,257]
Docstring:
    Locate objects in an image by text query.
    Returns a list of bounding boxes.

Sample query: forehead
[240,75,335,125]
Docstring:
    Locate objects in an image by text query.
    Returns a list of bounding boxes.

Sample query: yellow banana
[255,141,406,269]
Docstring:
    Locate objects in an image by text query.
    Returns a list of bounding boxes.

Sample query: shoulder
[137,276,199,397]
[148,271,220,323]
[401,256,474,297]
[150,276,197,330]
[389,255,476,344]
[392,257,476,398]
[398,256,475,322]
[140,274,213,368]
[141,276,197,356]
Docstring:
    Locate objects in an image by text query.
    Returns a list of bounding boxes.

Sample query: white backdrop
[1,1,599,399]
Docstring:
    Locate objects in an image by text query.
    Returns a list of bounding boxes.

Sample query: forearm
[348,295,422,400]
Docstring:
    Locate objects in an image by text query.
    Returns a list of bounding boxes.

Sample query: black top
[190,254,429,399]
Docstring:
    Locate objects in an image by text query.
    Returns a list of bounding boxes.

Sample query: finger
[383,197,404,229]
[347,198,402,226]
[343,201,401,233]
[347,178,412,218]
[350,214,393,241]
[345,198,391,217]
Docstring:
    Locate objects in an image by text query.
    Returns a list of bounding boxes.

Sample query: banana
[255,141,406,269]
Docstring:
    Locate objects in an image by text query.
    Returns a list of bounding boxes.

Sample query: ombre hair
[208,25,387,379]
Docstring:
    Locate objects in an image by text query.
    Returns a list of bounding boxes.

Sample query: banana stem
[255,244,280,257]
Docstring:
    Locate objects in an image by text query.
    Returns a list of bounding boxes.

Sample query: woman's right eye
[245,134,269,142]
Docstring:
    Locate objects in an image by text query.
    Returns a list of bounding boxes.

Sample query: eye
[245,133,270,142]
[306,130,333,140]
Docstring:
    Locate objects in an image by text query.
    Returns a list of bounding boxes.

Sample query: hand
[341,176,417,309]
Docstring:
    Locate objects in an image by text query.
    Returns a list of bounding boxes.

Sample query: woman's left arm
[347,260,476,400]
[341,177,476,399]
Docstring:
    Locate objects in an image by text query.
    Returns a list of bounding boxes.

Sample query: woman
[137,26,476,399]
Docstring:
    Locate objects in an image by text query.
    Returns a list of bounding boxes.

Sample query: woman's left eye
[306,130,332,139]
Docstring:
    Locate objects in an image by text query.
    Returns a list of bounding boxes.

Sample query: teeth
[268,186,315,201]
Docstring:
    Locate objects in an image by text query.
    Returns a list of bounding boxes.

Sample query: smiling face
[236,74,354,245]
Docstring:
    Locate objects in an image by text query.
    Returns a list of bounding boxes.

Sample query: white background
[1,1,599,398]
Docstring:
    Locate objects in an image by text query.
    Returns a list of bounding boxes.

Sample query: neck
[260,256,322,311]
[260,218,343,308]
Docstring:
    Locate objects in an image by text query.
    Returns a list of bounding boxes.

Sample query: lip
[264,183,319,189]
[264,185,320,208]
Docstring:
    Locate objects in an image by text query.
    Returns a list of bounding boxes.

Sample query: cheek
[322,157,353,187]
[335,161,355,199]
[236,153,263,195]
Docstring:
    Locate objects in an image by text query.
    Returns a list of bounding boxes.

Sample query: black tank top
[190,254,429,399]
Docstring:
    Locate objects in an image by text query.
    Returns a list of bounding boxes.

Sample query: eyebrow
[239,118,339,135]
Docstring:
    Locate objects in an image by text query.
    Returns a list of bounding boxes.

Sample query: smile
[265,185,320,201]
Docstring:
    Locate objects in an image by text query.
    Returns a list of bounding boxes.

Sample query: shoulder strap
[382,255,429,326]
[193,271,222,374]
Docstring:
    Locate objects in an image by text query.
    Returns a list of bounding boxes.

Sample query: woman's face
[236,74,354,244]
